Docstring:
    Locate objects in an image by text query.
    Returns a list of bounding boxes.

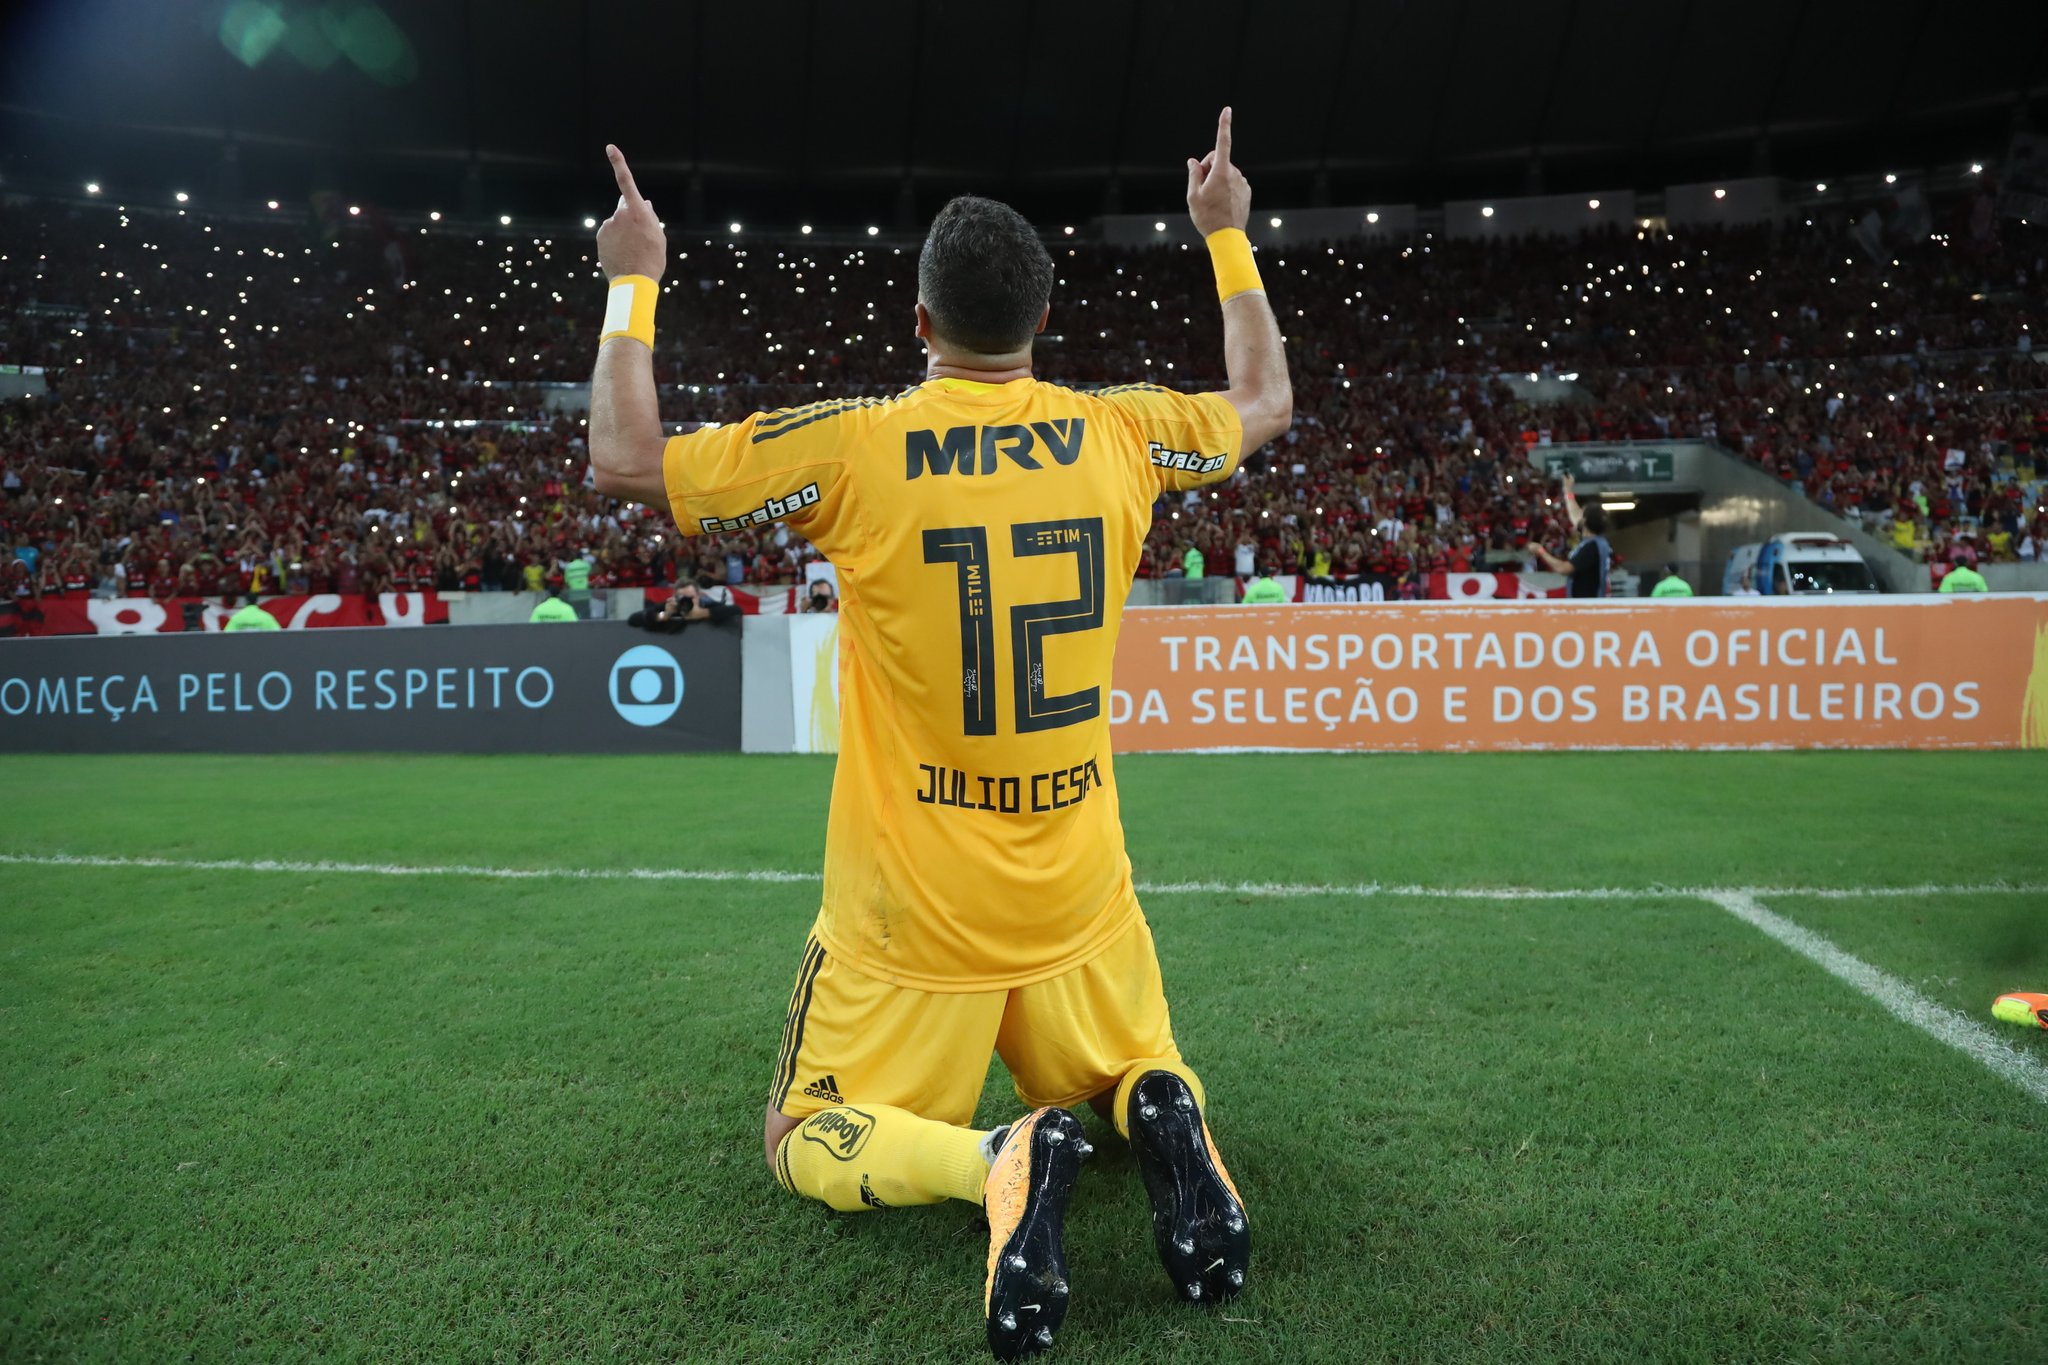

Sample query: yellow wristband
[1206,228,1263,302]
[599,274,658,349]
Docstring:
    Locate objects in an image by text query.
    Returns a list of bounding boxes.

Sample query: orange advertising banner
[1107,596,2048,751]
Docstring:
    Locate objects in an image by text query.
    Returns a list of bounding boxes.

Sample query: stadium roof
[3,0,2043,227]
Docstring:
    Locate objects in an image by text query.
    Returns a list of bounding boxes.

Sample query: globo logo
[609,645,685,726]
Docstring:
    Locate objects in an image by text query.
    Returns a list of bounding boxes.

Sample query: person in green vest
[1650,564,1693,598]
[1182,543,1205,579]
[223,593,280,631]
[1939,558,1988,593]
[559,548,594,618]
[530,586,579,622]
[1241,565,1287,604]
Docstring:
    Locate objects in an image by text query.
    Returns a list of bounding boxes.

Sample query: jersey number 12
[922,517,1105,736]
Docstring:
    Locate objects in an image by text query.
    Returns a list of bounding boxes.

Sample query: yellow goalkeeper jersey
[662,377,1243,990]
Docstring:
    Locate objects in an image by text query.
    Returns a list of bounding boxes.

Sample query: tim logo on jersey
[905,420,1085,478]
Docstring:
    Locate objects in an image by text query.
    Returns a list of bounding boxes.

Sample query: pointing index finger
[1214,107,1232,168]
[606,144,643,205]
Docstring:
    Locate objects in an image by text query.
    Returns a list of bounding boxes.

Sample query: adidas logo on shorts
[801,1074,845,1104]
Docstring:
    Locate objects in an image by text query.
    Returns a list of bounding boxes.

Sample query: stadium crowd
[1,188,2041,610]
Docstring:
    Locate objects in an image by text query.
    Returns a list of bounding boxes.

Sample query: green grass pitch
[3,751,2045,1362]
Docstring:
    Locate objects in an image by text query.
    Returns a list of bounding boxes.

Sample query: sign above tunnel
[1538,449,1677,483]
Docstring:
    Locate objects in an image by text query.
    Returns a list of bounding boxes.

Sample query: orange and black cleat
[1126,1071,1250,1305]
[1992,992,2048,1029]
[983,1106,1091,1360]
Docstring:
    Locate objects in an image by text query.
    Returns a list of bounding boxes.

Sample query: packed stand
[1,189,2041,614]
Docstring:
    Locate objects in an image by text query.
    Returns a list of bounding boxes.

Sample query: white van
[1723,534,1880,596]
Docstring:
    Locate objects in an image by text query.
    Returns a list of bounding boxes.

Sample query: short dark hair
[1582,504,1609,535]
[918,196,1053,355]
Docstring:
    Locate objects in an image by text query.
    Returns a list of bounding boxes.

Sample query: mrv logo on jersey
[905,419,1086,478]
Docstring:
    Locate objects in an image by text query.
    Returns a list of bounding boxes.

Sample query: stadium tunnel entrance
[1598,492,1705,594]
[1532,441,1924,594]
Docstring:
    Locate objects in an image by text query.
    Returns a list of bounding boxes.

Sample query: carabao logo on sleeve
[609,644,685,726]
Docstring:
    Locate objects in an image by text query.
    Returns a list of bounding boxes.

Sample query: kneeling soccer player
[586,108,1290,1359]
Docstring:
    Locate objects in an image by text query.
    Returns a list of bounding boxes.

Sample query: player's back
[661,376,1243,989]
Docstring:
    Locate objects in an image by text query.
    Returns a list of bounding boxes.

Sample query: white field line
[1706,891,2048,1108]
[0,851,2042,904]
[0,851,816,886]
[1135,878,2048,901]
[9,851,2042,1105]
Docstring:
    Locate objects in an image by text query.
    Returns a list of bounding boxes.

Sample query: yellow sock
[774,1104,991,1212]
[1110,1059,1206,1139]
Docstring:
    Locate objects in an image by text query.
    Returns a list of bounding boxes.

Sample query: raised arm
[1560,471,1585,533]
[587,145,670,506]
[1186,109,1292,454]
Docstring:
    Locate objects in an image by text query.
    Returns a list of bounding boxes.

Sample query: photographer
[628,580,742,634]
[800,578,837,614]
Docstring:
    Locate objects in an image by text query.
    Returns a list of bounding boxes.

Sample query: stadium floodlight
[1063,225,1074,235]
[267,200,280,210]
[1269,216,1282,228]
[1153,221,1166,231]
[1814,182,1827,193]
[584,216,598,229]
[800,224,813,234]
[1714,187,1727,200]
[1884,173,1897,185]
[1365,212,1378,224]
[728,221,742,234]
[499,214,512,226]
[1481,206,1494,218]
[1970,162,1983,174]
[1600,499,1637,511]
[867,225,879,236]
[175,191,190,203]
[1587,199,1599,210]
[348,205,361,216]
[85,182,101,195]
[429,210,441,221]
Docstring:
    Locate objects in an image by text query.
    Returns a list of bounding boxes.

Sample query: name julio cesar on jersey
[915,758,1104,814]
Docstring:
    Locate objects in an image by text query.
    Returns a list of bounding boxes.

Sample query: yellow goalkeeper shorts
[768,914,1185,1125]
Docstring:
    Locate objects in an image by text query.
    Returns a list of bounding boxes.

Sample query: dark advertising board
[0,623,740,753]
